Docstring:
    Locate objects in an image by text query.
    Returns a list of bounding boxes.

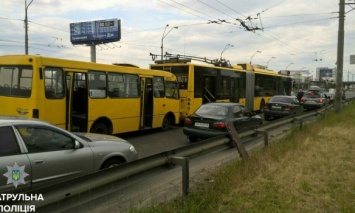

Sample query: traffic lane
[116,108,324,159]
[118,118,279,159]
[117,126,190,159]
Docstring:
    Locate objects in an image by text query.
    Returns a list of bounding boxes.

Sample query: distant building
[288,70,310,83]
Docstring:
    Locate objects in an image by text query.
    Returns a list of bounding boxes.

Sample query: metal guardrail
[10,99,355,211]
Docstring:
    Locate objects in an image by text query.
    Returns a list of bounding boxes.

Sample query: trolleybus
[150,53,292,120]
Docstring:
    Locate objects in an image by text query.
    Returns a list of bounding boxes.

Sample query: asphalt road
[117,125,189,159]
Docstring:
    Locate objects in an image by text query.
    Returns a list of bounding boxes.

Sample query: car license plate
[272,106,281,110]
[195,122,209,128]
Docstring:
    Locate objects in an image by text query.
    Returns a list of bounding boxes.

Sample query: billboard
[351,55,355,64]
[70,19,121,45]
[319,68,333,79]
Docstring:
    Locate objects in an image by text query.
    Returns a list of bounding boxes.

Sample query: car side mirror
[74,140,82,149]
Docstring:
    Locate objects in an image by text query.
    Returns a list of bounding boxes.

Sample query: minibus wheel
[161,115,171,131]
[91,123,109,134]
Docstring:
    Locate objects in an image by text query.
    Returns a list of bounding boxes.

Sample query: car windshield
[196,105,229,116]
[270,97,291,103]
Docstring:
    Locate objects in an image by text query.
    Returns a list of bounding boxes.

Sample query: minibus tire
[91,123,109,134]
[161,115,171,131]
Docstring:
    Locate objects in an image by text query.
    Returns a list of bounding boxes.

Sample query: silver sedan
[0,116,138,193]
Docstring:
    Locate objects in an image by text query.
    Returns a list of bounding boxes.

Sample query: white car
[0,116,138,193]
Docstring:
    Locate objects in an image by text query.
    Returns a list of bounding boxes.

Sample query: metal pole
[286,62,294,71]
[250,50,261,64]
[25,0,34,55]
[90,44,96,63]
[161,24,168,61]
[266,57,275,69]
[161,25,177,61]
[335,0,345,113]
[220,44,233,60]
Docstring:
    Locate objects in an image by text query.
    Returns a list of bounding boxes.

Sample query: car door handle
[33,160,45,164]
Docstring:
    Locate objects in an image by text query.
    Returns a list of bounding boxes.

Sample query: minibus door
[65,72,88,132]
[141,78,153,128]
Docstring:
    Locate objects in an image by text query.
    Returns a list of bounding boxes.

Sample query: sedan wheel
[188,136,198,143]
[101,159,123,169]
[264,114,270,121]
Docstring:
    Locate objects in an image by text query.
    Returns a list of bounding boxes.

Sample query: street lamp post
[220,44,233,60]
[286,62,294,71]
[161,24,178,60]
[25,0,34,55]
[266,56,276,68]
[297,67,306,90]
[250,50,261,64]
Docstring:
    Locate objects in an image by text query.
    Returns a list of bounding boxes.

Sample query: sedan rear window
[270,97,291,103]
[304,93,321,98]
[196,105,229,116]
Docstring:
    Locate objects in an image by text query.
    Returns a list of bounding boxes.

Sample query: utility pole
[335,0,345,113]
[25,0,34,55]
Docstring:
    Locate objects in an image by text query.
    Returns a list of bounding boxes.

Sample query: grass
[135,102,355,213]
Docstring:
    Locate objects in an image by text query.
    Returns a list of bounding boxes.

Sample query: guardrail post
[315,109,325,118]
[225,121,250,161]
[292,117,303,130]
[256,130,269,147]
[169,156,189,196]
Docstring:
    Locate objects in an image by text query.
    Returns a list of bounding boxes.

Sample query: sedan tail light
[264,103,269,109]
[184,118,192,125]
[212,122,226,129]
[316,98,324,103]
[284,105,292,111]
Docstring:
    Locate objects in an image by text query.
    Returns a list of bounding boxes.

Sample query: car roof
[202,102,242,107]
[271,95,296,98]
[0,116,48,125]
[309,86,322,90]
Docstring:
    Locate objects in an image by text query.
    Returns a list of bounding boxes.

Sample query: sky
[1,0,355,80]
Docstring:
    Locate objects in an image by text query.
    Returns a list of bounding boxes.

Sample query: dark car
[264,95,304,121]
[301,91,329,110]
[183,102,262,142]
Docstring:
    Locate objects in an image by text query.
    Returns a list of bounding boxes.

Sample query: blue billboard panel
[70,19,121,45]
[319,68,333,79]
